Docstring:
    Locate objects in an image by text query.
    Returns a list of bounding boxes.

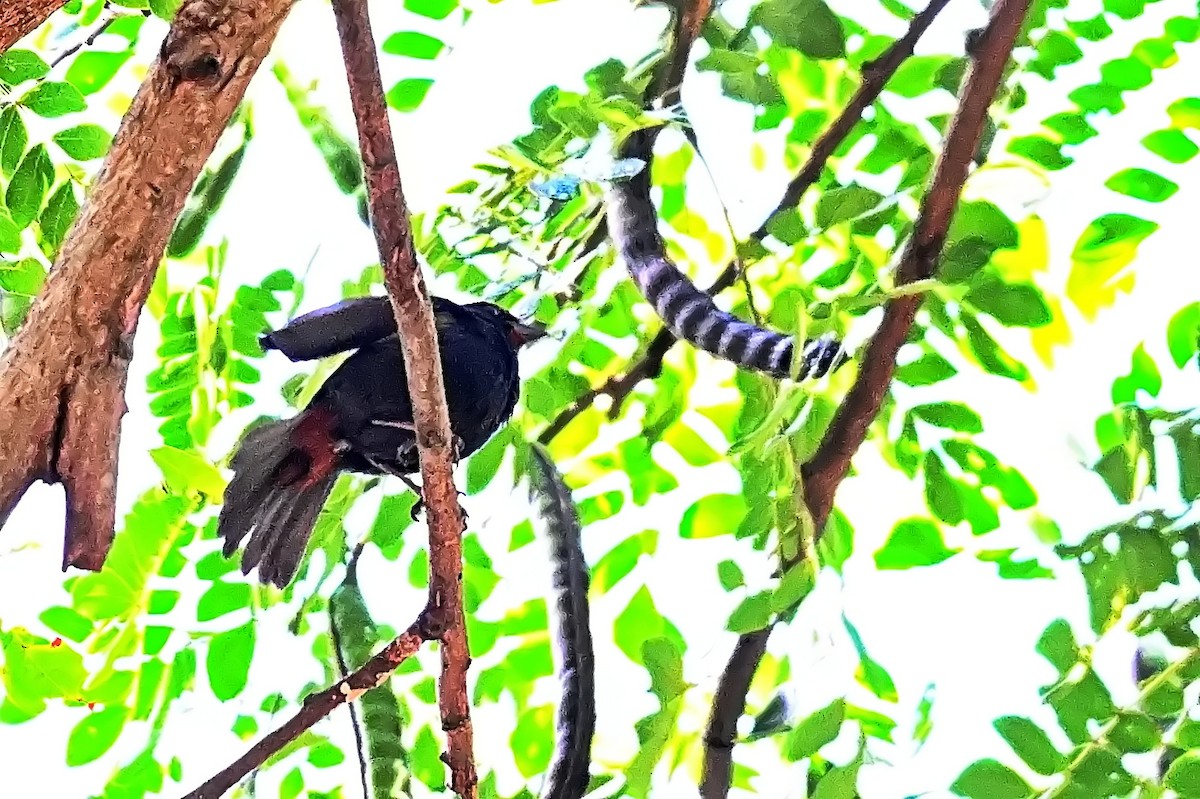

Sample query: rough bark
[700,1,1033,796]
[0,0,67,55]
[330,0,478,795]
[0,0,295,571]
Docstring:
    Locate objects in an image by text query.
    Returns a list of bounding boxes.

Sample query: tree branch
[539,0,952,445]
[0,0,294,571]
[185,0,483,793]
[700,2,1032,795]
[330,0,477,795]
[182,627,429,799]
[0,0,67,55]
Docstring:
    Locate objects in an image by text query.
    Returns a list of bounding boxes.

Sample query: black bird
[217,295,544,588]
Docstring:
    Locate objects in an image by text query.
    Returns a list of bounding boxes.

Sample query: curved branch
[0,0,295,571]
[700,2,1033,796]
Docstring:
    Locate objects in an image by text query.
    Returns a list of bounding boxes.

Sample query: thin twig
[181,627,428,798]
[699,2,1033,796]
[539,0,953,445]
[47,5,142,69]
[329,0,477,796]
[329,545,371,799]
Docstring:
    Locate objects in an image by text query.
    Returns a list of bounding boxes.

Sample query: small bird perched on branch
[217,295,545,588]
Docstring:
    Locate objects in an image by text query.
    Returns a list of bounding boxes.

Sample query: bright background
[2,0,1198,797]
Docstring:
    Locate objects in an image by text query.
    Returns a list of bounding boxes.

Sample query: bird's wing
[262,296,468,362]
[261,296,397,361]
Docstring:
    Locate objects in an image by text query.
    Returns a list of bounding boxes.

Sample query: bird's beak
[508,320,547,347]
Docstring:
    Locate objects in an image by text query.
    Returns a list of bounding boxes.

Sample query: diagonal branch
[0,0,295,571]
[330,0,477,795]
[182,627,429,799]
[700,3,1033,796]
[539,0,953,445]
[0,0,67,55]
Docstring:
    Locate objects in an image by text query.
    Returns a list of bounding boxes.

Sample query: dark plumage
[217,295,544,587]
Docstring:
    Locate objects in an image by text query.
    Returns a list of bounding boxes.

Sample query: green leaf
[765,207,806,244]
[1068,213,1158,318]
[150,446,227,497]
[888,56,956,97]
[896,352,957,386]
[39,606,93,642]
[727,591,772,633]
[404,0,458,19]
[643,637,686,702]
[994,716,1064,775]
[813,760,861,799]
[680,493,747,538]
[1110,343,1161,403]
[1008,135,1072,170]
[19,81,87,118]
[38,182,79,258]
[1,630,87,712]
[964,278,1052,327]
[1035,618,1079,674]
[752,0,845,59]
[591,529,655,593]
[206,621,254,701]
[1105,167,1179,202]
[381,31,446,59]
[52,124,112,160]
[386,78,435,112]
[512,704,554,777]
[1166,303,1200,368]
[875,518,960,570]
[912,402,983,433]
[66,706,129,766]
[149,0,182,19]
[924,452,964,526]
[0,209,22,253]
[1165,751,1200,798]
[815,185,884,229]
[0,106,28,177]
[6,144,54,229]
[784,698,845,760]
[717,559,744,591]
[613,586,682,663]
[950,759,1032,799]
[65,50,133,95]
[0,50,50,84]
[1142,128,1198,163]
[196,581,251,621]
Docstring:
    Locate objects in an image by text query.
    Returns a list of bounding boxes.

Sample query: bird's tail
[218,408,342,588]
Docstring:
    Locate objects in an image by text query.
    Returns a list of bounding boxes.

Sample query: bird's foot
[408,489,470,524]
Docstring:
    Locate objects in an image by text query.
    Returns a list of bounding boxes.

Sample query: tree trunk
[0,0,295,571]
[0,0,67,55]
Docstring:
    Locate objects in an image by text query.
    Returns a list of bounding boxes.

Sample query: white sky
[2,1,1200,797]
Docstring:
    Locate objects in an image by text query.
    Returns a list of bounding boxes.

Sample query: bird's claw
[408,490,469,523]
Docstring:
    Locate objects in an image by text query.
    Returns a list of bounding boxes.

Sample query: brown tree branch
[699,2,1032,796]
[539,0,952,446]
[185,0,482,794]
[182,627,428,799]
[0,0,294,571]
[330,0,477,796]
[0,0,66,55]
